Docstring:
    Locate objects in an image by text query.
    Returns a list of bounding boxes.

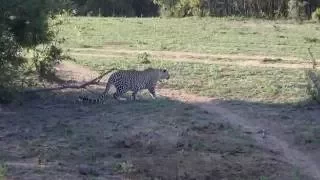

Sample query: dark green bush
[0,30,26,103]
[312,7,320,22]
[0,0,70,104]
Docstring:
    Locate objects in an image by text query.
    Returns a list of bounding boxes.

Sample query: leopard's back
[109,69,155,92]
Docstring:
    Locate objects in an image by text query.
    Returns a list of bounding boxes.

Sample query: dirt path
[58,61,320,179]
[69,47,320,69]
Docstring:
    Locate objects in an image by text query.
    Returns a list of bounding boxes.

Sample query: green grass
[56,16,317,103]
[57,16,320,59]
[72,55,310,104]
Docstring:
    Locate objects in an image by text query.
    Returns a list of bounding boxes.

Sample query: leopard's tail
[78,69,116,104]
[78,80,112,104]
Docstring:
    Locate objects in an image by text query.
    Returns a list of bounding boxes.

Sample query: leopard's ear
[162,69,167,72]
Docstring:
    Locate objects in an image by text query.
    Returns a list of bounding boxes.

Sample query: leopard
[78,67,170,103]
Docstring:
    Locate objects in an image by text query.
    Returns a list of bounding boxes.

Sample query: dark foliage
[0,0,70,103]
[70,0,159,17]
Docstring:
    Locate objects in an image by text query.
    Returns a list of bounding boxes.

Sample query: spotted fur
[79,68,170,103]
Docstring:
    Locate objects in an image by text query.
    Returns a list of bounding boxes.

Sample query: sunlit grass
[57,16,320,59]
[71,55,310,104]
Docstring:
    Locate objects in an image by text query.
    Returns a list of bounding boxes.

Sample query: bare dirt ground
[1,61,320,180]
[56,62,320,179]
[160,89,320,179]
[68,47,320,69]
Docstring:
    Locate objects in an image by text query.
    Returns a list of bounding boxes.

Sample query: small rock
[77,106,90,113]
[306,106,314,110]
[113,140,132,148]
[203,110,209,114]
[146,144,156,154]
[176,142,184,149]
[243,131,253,134]
[79,164,100,176]
[113,153,122,159]
[280,115,290,120]
[218,124,225,129]
[124,140,134,148]
[305,139,313,144]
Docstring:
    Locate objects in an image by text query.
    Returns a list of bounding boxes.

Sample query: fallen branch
[23,68,116,93]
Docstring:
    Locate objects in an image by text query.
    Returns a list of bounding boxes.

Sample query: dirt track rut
[69,47,320,69]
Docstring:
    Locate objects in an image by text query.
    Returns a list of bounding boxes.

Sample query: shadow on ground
[212,98,320,148]
[0,87,319,180]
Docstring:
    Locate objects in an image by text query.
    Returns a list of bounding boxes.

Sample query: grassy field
[57,16,320,59]
[73,55,310,104]
[55,16,320,104]
[2,16,320,179]
[59,17,320,178]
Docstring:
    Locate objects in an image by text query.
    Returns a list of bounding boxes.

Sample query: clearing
[1,60,319,179]
[1,17,320,179]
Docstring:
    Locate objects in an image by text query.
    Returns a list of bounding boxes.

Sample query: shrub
[0,0,71,104]
[0,31,26,103]
[287,0,307,22]
[312,8,320,22]
[154,0,207,17]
